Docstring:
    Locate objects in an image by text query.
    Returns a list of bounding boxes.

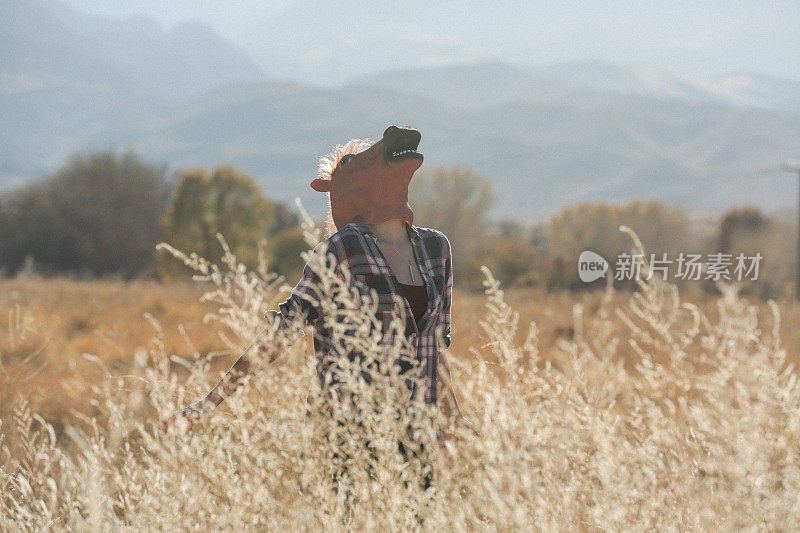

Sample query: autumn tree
[714,207,767,253]
[547,201,695,290]
[465,237,544,288]
[409,167,495,288]
[712,206,793,299]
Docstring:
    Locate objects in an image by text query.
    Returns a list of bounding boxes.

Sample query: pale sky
[59,0,800,84]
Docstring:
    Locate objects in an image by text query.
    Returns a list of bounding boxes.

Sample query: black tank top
[397,282,428,323]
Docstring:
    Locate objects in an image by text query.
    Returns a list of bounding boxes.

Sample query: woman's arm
[202,336,281,408]
[161,240,341,435]
[161,332,281,434]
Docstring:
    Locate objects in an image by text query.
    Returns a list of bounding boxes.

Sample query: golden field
[2,275,798,431]
[2,231,800,530]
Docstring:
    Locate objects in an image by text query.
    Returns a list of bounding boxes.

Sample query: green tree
[267,226,309,282]
[159,166,298,279]
[0,151,170,278]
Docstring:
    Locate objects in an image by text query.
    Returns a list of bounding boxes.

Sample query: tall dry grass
[1,216,799,530]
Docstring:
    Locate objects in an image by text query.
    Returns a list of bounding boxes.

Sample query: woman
[163,126,477,491]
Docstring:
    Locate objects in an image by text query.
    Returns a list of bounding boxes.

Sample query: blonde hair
[316,138,373,236]
[316,138,373,181]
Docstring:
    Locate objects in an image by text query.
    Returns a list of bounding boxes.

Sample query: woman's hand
[160,400,207,436]
[158,351,253,437]
[440,415,480,450]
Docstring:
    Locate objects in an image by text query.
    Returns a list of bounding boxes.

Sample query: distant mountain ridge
[353,61,800,114]
[1,0,265,97]
[1,0,798,222]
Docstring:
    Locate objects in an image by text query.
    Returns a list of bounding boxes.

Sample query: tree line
[0,151,306,282]
[0,150,793,299]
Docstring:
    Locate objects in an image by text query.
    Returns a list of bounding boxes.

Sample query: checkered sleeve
[441,234,453,349]
[265,240,340,346]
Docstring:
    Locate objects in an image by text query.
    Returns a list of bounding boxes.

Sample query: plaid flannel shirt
[266,221,452,405]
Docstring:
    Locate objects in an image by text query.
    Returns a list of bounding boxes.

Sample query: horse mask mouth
[310,125,424,231]
[383,125,423,163]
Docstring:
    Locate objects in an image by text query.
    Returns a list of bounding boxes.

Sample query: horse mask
[310,125,424,231]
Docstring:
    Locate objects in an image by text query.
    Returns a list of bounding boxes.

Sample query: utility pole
[782,161,800,301]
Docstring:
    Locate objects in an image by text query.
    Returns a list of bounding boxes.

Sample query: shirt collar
[349,220,421,242]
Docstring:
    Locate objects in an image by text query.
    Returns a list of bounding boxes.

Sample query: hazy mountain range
[2,0,799,221]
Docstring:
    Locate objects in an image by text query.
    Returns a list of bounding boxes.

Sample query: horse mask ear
[310,178,332,192]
